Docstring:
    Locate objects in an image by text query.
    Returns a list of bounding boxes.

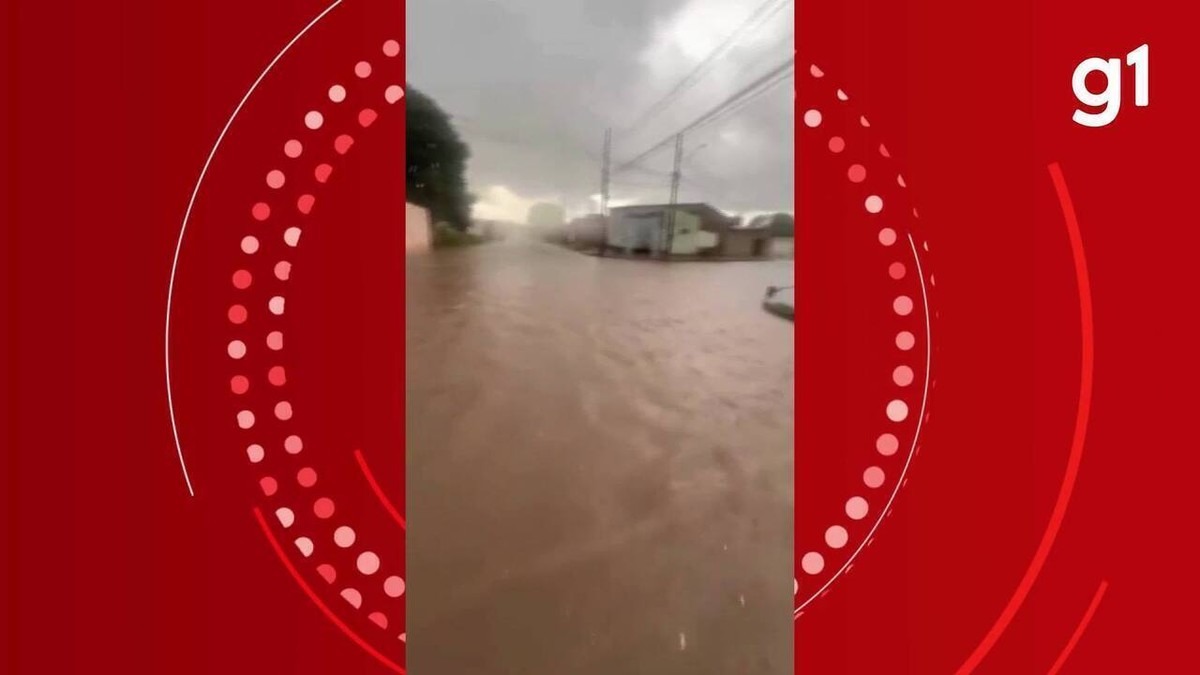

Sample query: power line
[619,0,792,137]
[615,57,795,172]
[687,64,793,136]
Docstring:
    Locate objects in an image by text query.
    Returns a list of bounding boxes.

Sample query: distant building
[406,203,431,253]
[607,204,718,256]
[605,203,772,258]
[567,214,607,248]
[748,212,795,259]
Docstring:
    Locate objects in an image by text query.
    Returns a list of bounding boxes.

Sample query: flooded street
[407,239,793,674]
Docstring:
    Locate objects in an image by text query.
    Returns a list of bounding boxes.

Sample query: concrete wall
[406,203,431,253]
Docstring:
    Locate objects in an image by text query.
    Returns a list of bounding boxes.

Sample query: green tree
[406,86,472,230]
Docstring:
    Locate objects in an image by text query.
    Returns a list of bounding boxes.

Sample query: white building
[606,205,718,256]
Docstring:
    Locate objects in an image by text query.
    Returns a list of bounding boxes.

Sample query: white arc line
[796,232,933,616]
[164,0,343,497]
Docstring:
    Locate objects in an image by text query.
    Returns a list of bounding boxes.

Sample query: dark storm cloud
[407,0,794,221]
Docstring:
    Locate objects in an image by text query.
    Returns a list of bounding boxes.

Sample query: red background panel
[3,1,403,672]
[798,1,1198,673]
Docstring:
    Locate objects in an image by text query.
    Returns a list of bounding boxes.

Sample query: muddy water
[407,239,793,674]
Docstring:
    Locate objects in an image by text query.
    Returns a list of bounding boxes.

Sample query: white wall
[406,203,431,253]
[608,207,718,255]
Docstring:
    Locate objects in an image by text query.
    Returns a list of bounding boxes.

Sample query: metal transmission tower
[664,133,684,259]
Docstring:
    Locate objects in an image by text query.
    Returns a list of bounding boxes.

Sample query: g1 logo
[1072,43,1149,127]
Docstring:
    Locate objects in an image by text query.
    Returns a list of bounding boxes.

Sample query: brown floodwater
[407,238,793,674]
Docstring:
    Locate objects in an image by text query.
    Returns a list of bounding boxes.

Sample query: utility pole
[664,133,684,259]
[599,127,611,256]
[600,128,612,216]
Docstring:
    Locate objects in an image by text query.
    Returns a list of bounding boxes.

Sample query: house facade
[606,205,718,256]
[605,203,771,258]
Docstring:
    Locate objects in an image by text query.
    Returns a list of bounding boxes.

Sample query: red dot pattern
[224,38,406,646]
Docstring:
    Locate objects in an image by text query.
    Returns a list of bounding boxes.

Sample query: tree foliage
[406,86,472,230]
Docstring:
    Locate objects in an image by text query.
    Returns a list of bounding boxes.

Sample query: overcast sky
[407,0,794,223]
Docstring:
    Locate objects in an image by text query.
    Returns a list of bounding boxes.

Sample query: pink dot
[259,476,278,496]
[848,164,866,183]
[232,269,252,289]
[887,399,910,422]
[241,236,259,254]
[275,507,295,528]
[877,433,899,456]
[383,40,400,57]
[317,564,337,584]
[313,497,336,519]
[268,365,287,386]
[314,164,333,183]
[898,175,907,188]
[896,331,916,351]
[357,551,380,575]
[237,410,255,429]
[334,134,354,155]
[268,296,285,315]
[358,108,378,127]
[385,85,404,104]
[334,526,356,548]
[284,139,303,158]
[828,136,845,153]
[266,170,286,189]
[893,365,915,386]
[384,576,405,598]
[297,467,317,487]
[893,295,914,316]
[801,552,825,575]
[864,466,885,488]
[878,228,897,246]
[328,85,346,103]
[305,111,324,130]
[368,612,388,630]
[825,526,848,549]
[284,227,302,247]
[247,444,265,463]
[227,340,247,359]
[803,109,822,127]
[295,537,314,557]
[355,61,372,78]
[341,588,362,608]
[297,194,316,214]
[879,144,891,158]
[274,401,293,420]
[227,304,247,324]
[266,331,283,351]
[274,261,292,281]
[888,262,906,280]
[252,202,271,221]
[865,195,884,213]
[284,435,303,454]
[230,375,250,394]
[846,497,869,520]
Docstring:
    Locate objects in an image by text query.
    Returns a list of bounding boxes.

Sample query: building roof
[611,202,726,215]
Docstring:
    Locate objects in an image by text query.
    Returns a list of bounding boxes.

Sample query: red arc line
[354,449,406,529]
[253,508,405,674]
[956,162,1095,674]
[1047,580,1109,675]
